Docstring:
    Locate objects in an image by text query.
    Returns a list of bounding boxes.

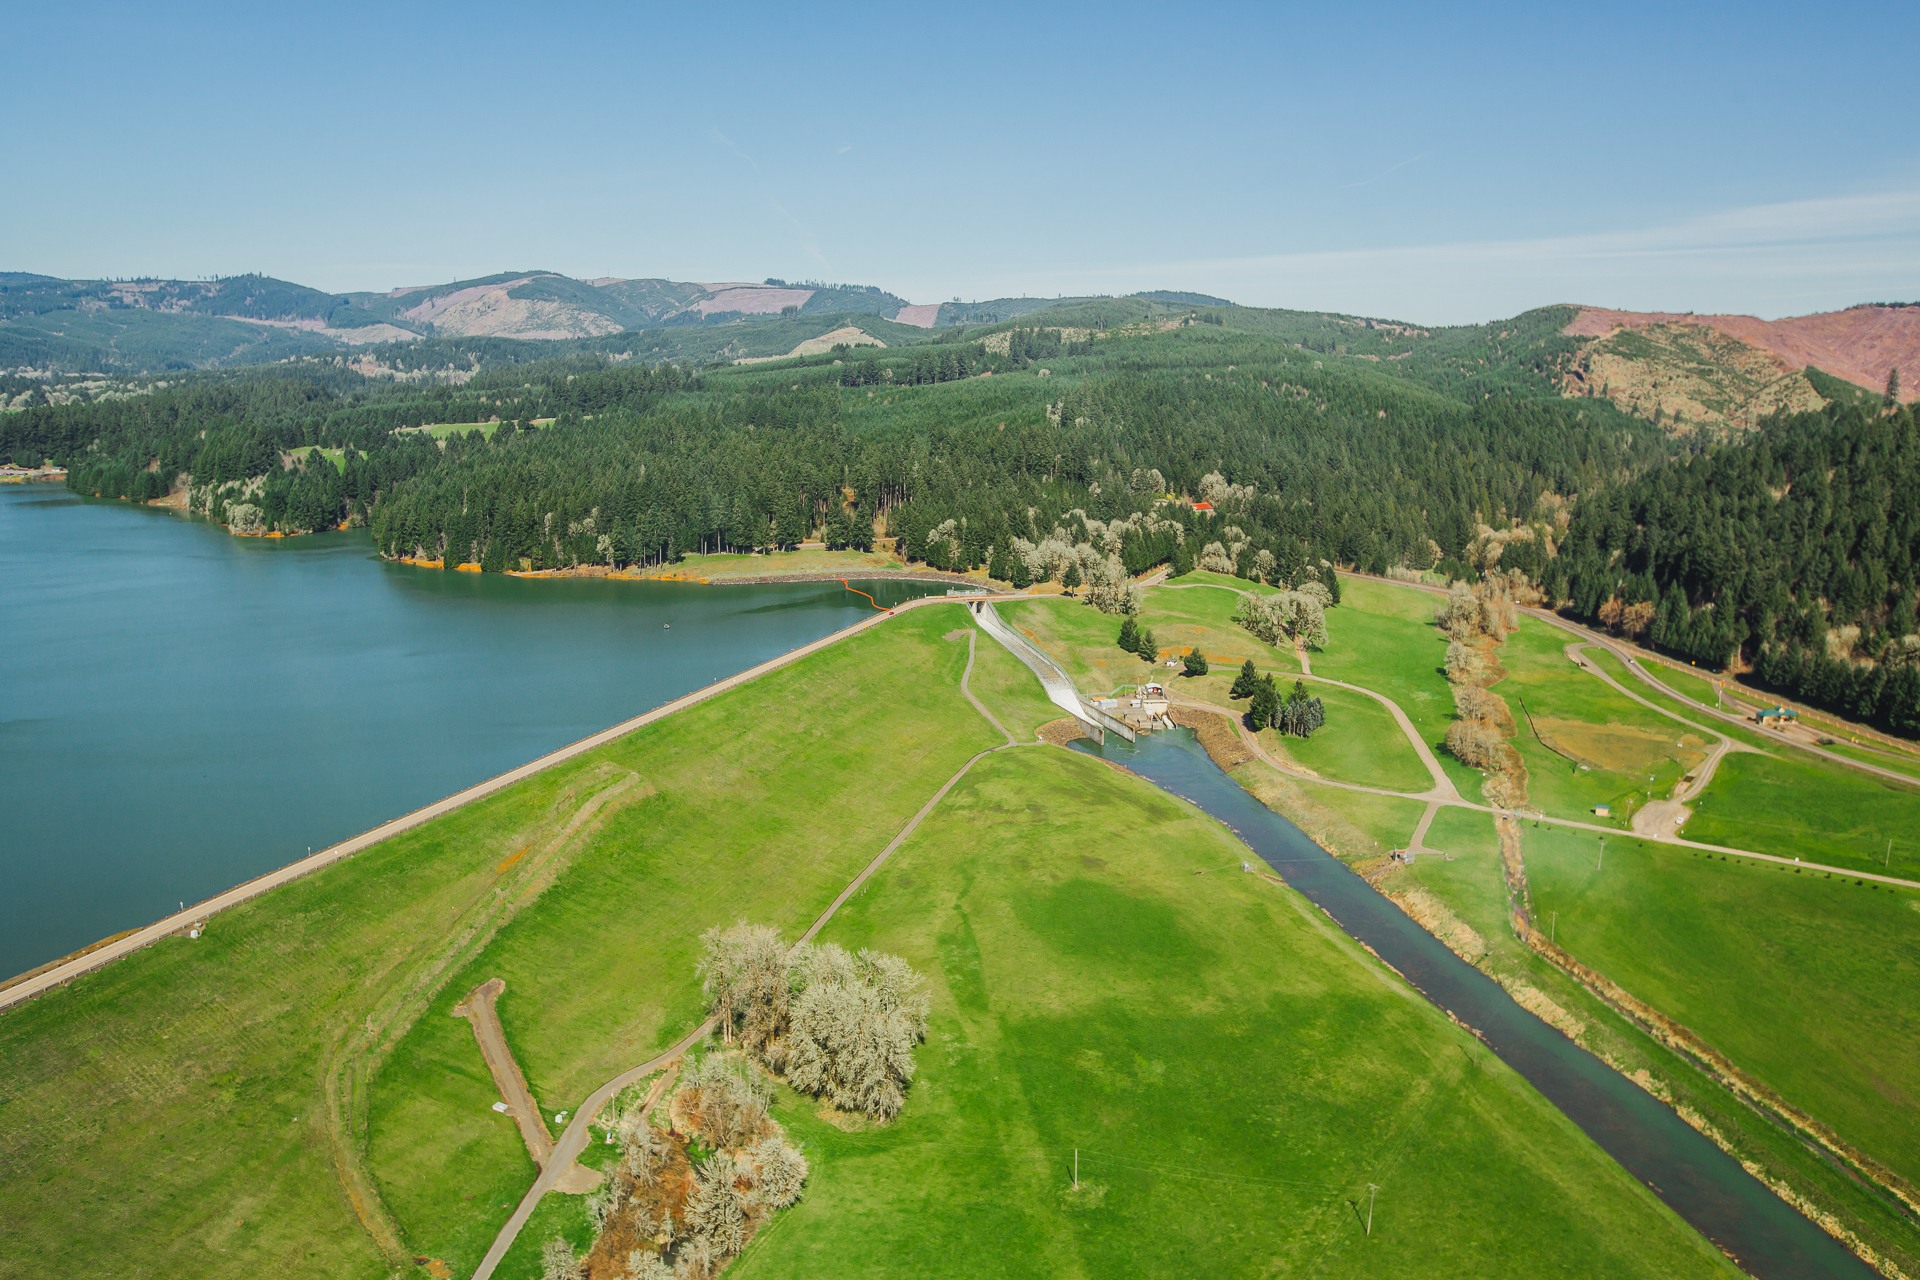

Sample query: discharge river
[1072,729,1876,1280]
[0,486,940,980]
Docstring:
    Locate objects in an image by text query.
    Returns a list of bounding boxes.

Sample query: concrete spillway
[972,602,1134,742]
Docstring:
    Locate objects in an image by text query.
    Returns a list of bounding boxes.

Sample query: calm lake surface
[1,486,940,980]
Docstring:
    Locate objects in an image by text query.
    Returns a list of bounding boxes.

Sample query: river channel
[0,486,941,981]
[1072,729,1875,1280]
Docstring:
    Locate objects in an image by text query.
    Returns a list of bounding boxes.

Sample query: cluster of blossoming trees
[540,924,928,1280]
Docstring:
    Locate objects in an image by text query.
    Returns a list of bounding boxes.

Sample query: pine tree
[1138,628,1159,661]
[1182,651,1209,676]
[1061,559,1082,594]
[1118,616,1140,654]
[1248,675,1278,730]
[1230,659,1259,698]
[1011,555,1032,589]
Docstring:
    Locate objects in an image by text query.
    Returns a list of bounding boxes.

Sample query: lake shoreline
[0,590,961,1005]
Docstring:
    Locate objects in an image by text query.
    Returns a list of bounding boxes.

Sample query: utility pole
[1888,838,1894,869]
[1073,1149,1079,1191]
[1550,911,1557,945]
[1597,836,1605,871]
[1366,1183,1379,1236]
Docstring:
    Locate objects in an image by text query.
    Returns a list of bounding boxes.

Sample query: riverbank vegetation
[1275,574,1920,1275]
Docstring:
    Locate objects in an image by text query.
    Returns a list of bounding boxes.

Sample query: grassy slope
[729,747,1736,1280]
[1528,826,1920,1188]
[1645,663,1721,708]
[1379,811,1920,1272]
[366,606,1004,1274]
[1310,578,1482,797]
[1499,619,1710,827]
[0,605,995,1280]
[960,623,1062,742]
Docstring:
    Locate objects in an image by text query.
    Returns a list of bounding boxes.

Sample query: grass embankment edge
[0,594,956,1010]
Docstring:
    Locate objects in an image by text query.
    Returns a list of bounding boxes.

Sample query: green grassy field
[1498,620,1709,826]
[960,623,1063,741]
[365,607,1004,1273]
[1528,825,1920,1188]
[724,747,1739,1279]
[1818,739,1920,781]
[1642,662,1722,709]
[1308,578,1483,797]
[1684,751,1920,878]
[0,605,999,1280]
[1139,581,1291,668]
[1257,684,1432,792]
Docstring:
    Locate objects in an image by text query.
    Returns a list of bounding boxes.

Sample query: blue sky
[7,0,1918,322]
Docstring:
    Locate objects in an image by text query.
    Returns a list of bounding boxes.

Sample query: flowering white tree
[1236,591,1328,649]
[783,943,930,1120]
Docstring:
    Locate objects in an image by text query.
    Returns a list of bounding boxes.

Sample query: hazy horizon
[9,0,1918,324]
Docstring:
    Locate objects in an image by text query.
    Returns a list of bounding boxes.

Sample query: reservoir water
[0,486,940,981]
[1073,729,1875,1280]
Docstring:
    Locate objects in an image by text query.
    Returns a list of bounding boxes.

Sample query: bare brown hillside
[1565,305,1918,404]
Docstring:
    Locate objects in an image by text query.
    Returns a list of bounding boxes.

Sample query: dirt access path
[453,980,556,1169]
[1555,640,1758,839]
[470,629,1025,1280]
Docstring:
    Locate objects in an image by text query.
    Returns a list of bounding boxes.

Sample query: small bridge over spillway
[969,601,1134,744]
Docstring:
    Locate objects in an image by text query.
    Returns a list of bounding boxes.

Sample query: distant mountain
[6,266,1911,427]
[0,271,928,373]
[1559,304,1917,428]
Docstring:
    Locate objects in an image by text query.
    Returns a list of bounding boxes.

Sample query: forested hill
[6,305,1916,734]
[1556,397,1920,733]
[5,315,1656,571]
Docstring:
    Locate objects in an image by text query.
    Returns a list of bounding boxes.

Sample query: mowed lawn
[1685,750,1920,878]
[1312,577,1483,797]
[365,606,1005,1273]
[1528,826,1920,1189]
[728,747,1739,1280]
[0,604,999,1280]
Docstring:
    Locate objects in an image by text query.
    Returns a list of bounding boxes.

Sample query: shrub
[1445,720,1506,769]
